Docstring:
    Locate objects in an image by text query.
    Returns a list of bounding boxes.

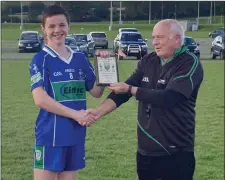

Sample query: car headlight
[141,44,148,48]
[34,43,40,46]
[120,44,127,48]
[194,47,199,51]
[18,42,24,46]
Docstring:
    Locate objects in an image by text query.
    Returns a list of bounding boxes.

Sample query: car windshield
[121,29,138,32]
[20,33,38,40]
[65,38,77,46]
[184,38,196,45]
[74,35,87,42]
[91,33,106,38]
[121,33,143,41]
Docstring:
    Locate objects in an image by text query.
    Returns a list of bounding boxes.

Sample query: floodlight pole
[213,1,216,23]
[175,4,177,20]
[20,1,23,30]
[210,1,212,24]
[148,1,151,24]
[119,1,122,24]
[197,1,200,26]
[109,1,113,31]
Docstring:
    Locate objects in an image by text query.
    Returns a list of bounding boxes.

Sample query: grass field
[1,23,224,41]
[1,59,224,180]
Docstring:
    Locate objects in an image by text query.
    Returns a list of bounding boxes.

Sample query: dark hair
[41,5,70,27]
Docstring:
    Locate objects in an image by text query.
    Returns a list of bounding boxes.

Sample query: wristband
[127,85,132,94]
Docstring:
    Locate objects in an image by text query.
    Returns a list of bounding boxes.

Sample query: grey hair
[158,19,185,45]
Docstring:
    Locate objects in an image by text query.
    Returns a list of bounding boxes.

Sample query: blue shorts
[33,144,85,172]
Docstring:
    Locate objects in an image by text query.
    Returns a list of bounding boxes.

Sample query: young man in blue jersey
[29,5,106,180]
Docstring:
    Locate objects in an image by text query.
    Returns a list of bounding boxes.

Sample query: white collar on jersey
[42,44,74,64]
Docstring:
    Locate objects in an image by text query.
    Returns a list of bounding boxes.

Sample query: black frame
[94,56,119,86]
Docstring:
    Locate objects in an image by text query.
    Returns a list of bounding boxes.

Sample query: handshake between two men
[74,108,101,127]
[73,81,134,127]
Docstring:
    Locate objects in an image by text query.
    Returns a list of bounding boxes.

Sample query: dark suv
[18,31,43,53]
[184,36,200,60]
[113,32,148,60]
[210,35,225,60]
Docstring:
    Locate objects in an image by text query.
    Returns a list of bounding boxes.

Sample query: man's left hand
[107,83,129,94]
[95,50,111,58]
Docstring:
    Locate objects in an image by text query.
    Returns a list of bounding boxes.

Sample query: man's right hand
[80,108,101,126]
[72,110,96,126]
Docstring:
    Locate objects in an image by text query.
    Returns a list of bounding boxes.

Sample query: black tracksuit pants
[136,151,195,180]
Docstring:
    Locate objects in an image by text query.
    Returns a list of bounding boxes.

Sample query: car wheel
[18,49,23,53]
[219,50,225,60]
[210,50,216,59]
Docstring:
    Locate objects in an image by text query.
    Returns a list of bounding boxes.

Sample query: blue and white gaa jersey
[29,45,96,147]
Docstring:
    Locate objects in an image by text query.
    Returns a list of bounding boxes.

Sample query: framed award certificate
[94,56,119,86]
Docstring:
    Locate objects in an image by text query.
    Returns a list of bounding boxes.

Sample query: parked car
[210,35,225,60]
[18,31,43,53]
[65,36,79,51]
[89,32,108,49]
[184,36,200,60]
[113,32,148,60]
[70,34,95,57]
[208,27,224,38]
[118,28,139,33]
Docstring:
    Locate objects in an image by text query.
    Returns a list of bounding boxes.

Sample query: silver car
[65,37,79,51]
[89,32,108,49]
[71,34,95,57]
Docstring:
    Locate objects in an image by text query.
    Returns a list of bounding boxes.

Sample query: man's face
[42,14,69,46]
[152,23,177,59]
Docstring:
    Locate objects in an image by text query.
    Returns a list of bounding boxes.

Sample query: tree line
[1,1,224,23]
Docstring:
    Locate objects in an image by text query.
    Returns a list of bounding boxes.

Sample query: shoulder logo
[157,79,166,84]
[142,77,149,82]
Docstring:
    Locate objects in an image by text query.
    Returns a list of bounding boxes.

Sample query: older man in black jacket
[87,19,204,180]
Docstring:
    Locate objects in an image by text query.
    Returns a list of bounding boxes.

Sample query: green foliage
[1,1,224,22]
[27,2,45,23]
